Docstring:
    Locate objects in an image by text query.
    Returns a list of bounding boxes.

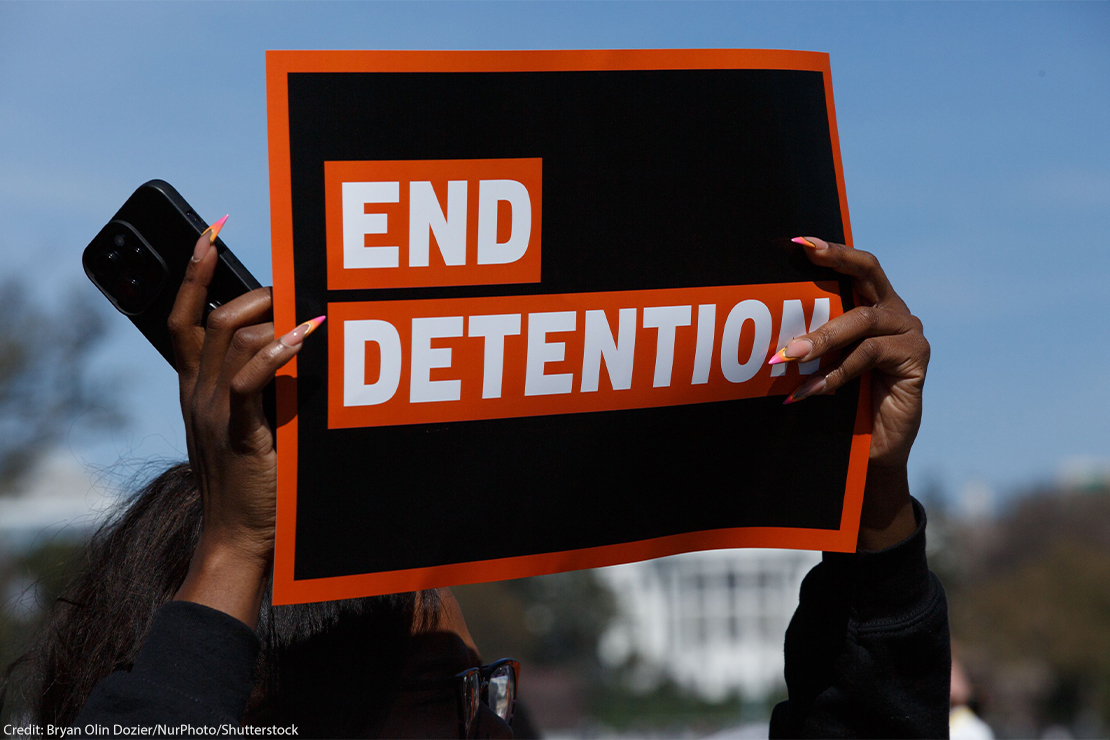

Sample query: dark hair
[1,463,440,736]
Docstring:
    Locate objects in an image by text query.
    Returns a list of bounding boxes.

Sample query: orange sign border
[266,49,869,605]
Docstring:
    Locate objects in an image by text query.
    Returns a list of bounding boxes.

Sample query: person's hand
[771,236,929,550]
[168,218,323,625]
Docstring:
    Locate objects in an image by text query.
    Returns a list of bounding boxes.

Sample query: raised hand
[771,237,930,550]
[168,218,323,625]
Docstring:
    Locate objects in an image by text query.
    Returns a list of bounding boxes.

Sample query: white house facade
[597,548,821,701]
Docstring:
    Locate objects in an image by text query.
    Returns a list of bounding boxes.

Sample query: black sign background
[269,55,863,597]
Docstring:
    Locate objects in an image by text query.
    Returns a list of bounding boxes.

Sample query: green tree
[0,278,121,723]
[0,280,121,492]
[948,485,1110,736]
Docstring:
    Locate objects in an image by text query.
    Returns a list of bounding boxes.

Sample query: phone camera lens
[96,250,122,276]
[85,221,167,316]
[118,277,141,303]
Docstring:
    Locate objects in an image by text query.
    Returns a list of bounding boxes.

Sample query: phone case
[83,179,262,369]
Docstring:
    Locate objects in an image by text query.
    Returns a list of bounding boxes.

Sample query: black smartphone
[82,179,262,369]
[83,180,278,432]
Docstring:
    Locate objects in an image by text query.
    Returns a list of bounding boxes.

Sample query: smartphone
[83,180,278,432]
[82,179,261,369]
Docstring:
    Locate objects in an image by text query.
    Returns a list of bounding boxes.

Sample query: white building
[0,451,112,552]
[597,548,820,701]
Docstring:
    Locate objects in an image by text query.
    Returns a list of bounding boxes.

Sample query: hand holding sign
[776,236,929,550]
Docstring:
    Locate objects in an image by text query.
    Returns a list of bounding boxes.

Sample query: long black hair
[1,463,440,736]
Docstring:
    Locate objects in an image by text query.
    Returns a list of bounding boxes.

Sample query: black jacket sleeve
[74,600,260,730]
[770,499,951,739]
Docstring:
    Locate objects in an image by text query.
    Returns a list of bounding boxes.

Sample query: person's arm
[167,224,320,629]
[769,498,950,738]
[74,601,261,728]
[75,222,318,728]
[767,237,949,737]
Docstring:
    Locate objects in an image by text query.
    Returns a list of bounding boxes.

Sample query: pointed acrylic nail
[768,347,790,365]
[280,315,326,348]
[791,236,826,250]
[768,338,813,366]
[202,214,229,245]
[784,375,826,405]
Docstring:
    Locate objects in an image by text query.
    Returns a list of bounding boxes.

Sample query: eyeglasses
[402,658,520,738]
[455,658,519,738]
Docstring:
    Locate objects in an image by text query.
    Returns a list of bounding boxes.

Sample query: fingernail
[768,338,813,365]
[792,236,826,250]
[784,375,826,405]
[191,238,210,262]
[279,315,326,348]
[202,214,229,245]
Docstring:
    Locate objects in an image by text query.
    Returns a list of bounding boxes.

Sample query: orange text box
[328,282,841,429]
[325,158,542,290]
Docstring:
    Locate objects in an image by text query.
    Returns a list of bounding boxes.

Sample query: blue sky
[1,2,1107,506]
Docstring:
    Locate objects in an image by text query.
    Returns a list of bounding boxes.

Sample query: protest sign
[266,49,870,604]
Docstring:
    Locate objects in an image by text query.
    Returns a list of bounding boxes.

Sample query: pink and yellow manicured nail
[202,214,229,244]
[768,346,797,366]
[767,338,812,366]
[791,236,817,249]
[280,315,326,348]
